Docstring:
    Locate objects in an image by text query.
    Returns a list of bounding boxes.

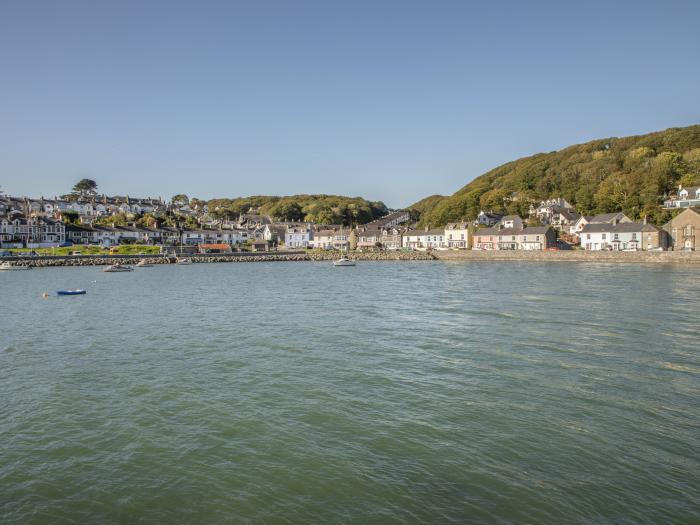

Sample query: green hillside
[411,125,700,227]
[207,195,388,226]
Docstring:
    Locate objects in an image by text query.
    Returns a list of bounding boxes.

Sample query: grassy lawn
[9,245,162,256]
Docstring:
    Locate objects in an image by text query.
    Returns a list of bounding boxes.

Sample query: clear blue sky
[1,0,699,207]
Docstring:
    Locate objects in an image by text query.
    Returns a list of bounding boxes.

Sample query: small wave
[660,362,699,374]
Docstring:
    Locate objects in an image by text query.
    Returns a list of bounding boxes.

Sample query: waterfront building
[473,225,556,250]
[444,222,470,249]
[263,224,288,244]
[356,229,382,250]
[663,208,700,250]
[401,229,445,250]
[579,220,664,251]
[311,229,336,249]
[573,212,632,237]
[472,227,499,250]
[380,227,403,250]
[516,226,556,250]
[285,224,312,248]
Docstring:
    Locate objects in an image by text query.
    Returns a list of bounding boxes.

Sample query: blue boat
[56,289,87,296]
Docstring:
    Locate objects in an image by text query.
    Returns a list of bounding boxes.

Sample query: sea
[1,261,698,524]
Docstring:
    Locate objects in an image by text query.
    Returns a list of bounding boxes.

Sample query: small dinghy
[56,289,87,296]
[136,259,153,267]
[176,257,193,265]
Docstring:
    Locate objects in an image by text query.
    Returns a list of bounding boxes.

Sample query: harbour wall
[5,251,436,267]
[434,250,700,264]
[6,250,700,267]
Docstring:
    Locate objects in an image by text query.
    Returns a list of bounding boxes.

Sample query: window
[587,234,591,240]
[632,233,637,240]
[603,234,607,240]
[460,234,464,239]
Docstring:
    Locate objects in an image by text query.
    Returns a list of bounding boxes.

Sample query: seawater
[1,261,698,524]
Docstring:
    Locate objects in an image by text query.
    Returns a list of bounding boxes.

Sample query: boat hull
[103,265,133,272]
[333,260,356,267]
[56,290,87,296]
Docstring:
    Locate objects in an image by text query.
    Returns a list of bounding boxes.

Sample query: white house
[664,185,700,209]
[573,212,631,237]
[311,229,335,249]
[444,222,470,249]
[497,215,524,230]
[580,221,647,251]
[476,211,503,226]
[402,229,445,250]
[285,225,312,248]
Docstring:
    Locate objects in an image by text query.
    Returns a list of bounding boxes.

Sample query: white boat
[102,263,134,272]
[136,259,153,267]
[176,257,193,265]
[0,261,32,271]
[333,257,356,267]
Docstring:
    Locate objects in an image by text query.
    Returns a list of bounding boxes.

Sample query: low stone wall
[434,249,700,264]
[5,250,436,267]
[307,251,436,262]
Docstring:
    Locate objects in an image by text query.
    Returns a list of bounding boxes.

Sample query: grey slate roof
[580,222,646,234]
[589,212,628,223]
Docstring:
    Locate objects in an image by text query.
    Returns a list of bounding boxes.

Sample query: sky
[1,0,699,208]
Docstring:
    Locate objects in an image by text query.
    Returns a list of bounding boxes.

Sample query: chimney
[612,217,618,226]
[643,215,648,225]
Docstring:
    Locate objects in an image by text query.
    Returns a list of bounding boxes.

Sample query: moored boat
[0,261,32,271]
[136,259,153,267]
[333,257,356,267]
[176,257,193,265]
[56,289,87,296]
[102,263,134,272]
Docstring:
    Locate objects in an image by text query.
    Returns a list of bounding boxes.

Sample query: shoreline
[3,249,700,267]
[2,251,436,267]
[434,250,700,264]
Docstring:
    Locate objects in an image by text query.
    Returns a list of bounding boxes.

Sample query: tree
[72,179,97,196]
[172,194,189,206]
[269,201,304,221]
[61,210,80,224]
[190,198,206,211]
[95,213,128,227]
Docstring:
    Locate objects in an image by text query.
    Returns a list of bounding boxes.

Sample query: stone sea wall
[434,249,700,264]
[7,250,436,267]
[8,249,699,267]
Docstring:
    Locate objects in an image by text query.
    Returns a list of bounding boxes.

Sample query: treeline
[411,125,700,227]
[207,195,388,225]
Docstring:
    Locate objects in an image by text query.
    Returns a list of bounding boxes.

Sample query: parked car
[0,250,12,257]
[69,250,82,255]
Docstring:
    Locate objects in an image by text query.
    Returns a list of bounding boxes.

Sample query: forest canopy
[207,195,389,226]
[410,125,700,227]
